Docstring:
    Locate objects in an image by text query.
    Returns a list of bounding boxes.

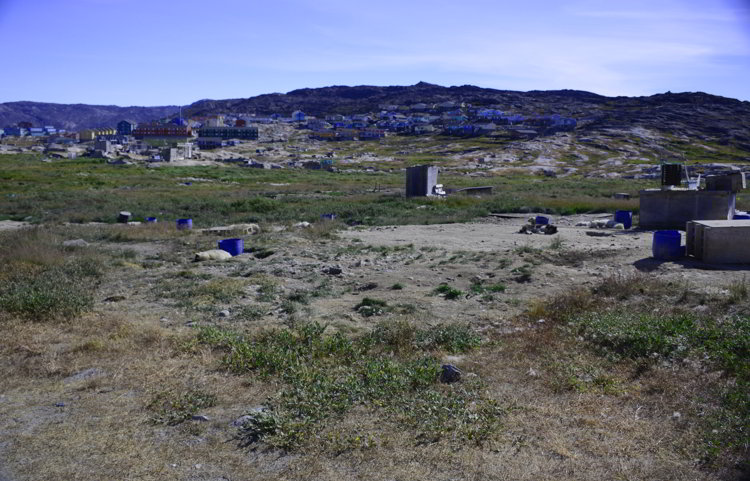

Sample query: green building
[197,126,258,140]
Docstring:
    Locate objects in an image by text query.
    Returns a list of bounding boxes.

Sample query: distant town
[0,102,576,168]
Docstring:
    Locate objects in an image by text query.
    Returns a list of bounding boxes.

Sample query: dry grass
[0,225,746,481]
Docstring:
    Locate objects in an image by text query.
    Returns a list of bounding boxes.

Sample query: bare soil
[0,216,746,480]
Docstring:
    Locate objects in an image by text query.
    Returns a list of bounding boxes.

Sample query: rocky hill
[2,84,749,157]
[0,101,179,131]
[185,83,750,153]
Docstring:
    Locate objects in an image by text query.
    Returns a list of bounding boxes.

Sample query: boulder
[194,249,232,262]
[440,364,462,383]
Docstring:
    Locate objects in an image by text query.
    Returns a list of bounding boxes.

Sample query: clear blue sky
[1,0,749,106]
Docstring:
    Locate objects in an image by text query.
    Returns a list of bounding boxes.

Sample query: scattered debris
[200,223,260,235]
[519,217,558,235]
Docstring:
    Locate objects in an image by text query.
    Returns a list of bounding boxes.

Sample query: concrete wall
[687,220,750,263]
[639,189,735,230]
[405,165,438,197]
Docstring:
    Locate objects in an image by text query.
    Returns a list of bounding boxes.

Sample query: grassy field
[0,153,662,226]
[0,149,748,480]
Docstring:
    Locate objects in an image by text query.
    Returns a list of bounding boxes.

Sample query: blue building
[117,120,137,136]
[3,127,26,136]
[292,110,306,122]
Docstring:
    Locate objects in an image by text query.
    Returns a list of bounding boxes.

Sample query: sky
[0,0,749,106]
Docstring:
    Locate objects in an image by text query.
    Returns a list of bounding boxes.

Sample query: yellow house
[79,129,96,141]
[79,128,116,141]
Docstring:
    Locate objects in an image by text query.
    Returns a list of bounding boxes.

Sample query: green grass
[0,153,682,228]
[197,321,497,449]
[530,274,750,464]
[147,389,217,426]
[155,276,246,310]
[0,228,105,321]
[0,260,101,321]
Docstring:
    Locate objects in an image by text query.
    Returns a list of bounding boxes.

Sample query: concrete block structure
[639,189,735,230]
[705,172,746,193]
[405,165,439,197]
[686,220,750,263]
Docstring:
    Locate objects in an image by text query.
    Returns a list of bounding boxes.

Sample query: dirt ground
[0,216,747,480]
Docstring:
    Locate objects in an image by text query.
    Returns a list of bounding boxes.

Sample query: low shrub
[147,389,217,426]
[434,284,464,300]
[198,322,497,449]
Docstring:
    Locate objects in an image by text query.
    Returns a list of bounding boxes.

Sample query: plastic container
[218,238,244,256]
[145,217,157,223]
[321,213,337,220]
[652,230,683,260]
[176,218,193,230]
[534,215,549,225]
[118,211,132,223]
[614,210,633,229]
[733,213,750,220]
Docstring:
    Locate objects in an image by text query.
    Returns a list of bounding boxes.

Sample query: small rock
[218,310,230,318]
[232,415,253,427]
[323,266,342,275]
[63,239,89,248]
[356,282,378,291]
[672,411,681,420]
[64,367,106,383]
[527,368,539,377]
[192,415,210,422]
[440,364,462,384]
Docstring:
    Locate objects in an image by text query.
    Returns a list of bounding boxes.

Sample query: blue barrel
[176,218,193,230]
[146,217,157,223]
[734,214,750,220]
[218,238,244,256]
[652,230,682,260]
[321,213,336,220]
[535,215,549,225]
[614,210,632,229]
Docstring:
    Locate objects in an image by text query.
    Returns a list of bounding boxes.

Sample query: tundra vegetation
[0,150,748,481]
